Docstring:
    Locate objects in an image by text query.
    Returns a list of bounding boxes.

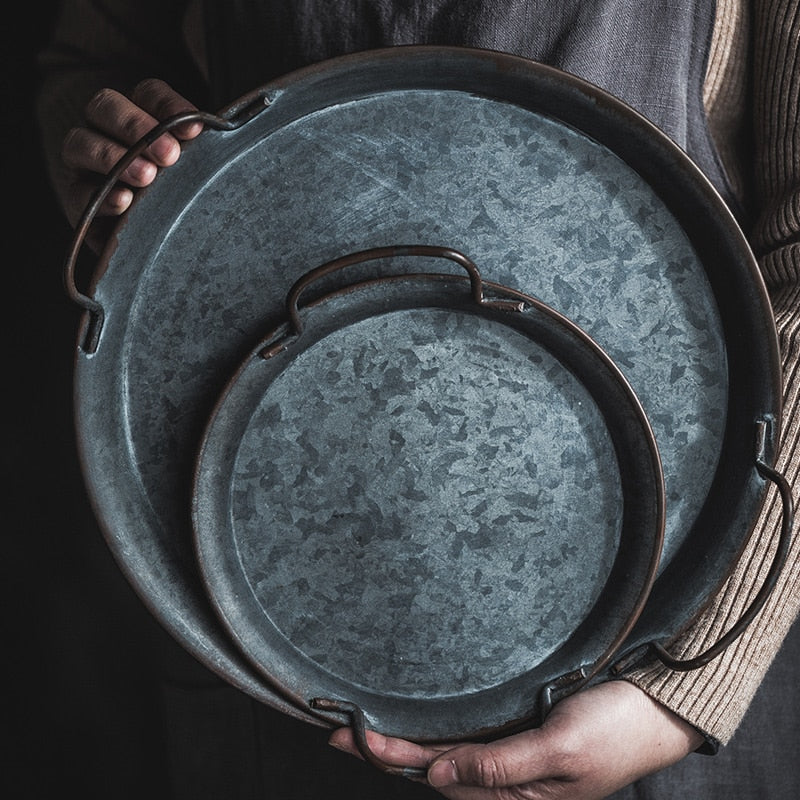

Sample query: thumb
[427,730,559,790]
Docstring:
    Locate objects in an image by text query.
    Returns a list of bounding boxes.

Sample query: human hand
[61,78,202,239]
[328,680,704,799]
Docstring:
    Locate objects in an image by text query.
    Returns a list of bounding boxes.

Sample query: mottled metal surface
[222,310,619,690]
[193,276,664,737]
[73,49,780,733]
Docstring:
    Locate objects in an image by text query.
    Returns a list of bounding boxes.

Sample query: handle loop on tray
[650,419,793,671]
[64,92,272,354]
[260,245,525,358]
[310,698,428,779]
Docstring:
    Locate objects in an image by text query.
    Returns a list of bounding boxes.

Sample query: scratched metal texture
[230,309,620,696]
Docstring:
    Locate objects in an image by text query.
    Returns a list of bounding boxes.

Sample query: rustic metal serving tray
[65,47,786,743]
[191,246,664,741]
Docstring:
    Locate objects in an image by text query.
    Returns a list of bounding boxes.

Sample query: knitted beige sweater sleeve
[625,0,800,746]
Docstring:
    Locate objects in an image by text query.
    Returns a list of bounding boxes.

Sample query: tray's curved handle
[285,244,525,333]
[310,698,428,779]
[260,245,525,358]
[651,419,793,671]
[64,92,272,354]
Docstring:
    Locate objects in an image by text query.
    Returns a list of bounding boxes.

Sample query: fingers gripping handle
[310,698,428,779]
[63,94,271,354]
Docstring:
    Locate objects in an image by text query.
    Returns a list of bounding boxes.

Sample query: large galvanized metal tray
[65,47,785,747]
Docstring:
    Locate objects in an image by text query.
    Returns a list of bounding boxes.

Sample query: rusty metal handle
[260,245,524,358]
[310,698,428,779]
[651,419,793,671]
[64,92,272,354]
[285,244,523,333]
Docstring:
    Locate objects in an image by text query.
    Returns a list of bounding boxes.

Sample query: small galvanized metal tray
[191,246,665,742]
[64,47,789,750]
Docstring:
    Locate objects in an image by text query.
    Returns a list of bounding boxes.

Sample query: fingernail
[177,120,204,139]
[150,135,178,164]
[428,758,458,788]
[107,186,133,213]
[126,157,157,186]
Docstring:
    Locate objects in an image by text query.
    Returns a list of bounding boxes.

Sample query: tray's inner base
[223,309,623,697]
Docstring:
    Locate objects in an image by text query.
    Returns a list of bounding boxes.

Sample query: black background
[3,4,177,796]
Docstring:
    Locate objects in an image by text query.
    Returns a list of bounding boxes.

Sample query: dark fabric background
[2,5,173,797]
